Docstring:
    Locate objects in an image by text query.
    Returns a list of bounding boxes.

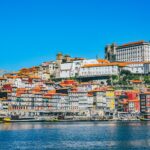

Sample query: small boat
[3,115,45,122]
[0,117,4,123]
[3,117,46,122]
[0,115,6,123]
[140,117,150,121]
[3,117,11,122]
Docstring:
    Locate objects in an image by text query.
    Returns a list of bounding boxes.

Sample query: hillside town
[0,40,150,122]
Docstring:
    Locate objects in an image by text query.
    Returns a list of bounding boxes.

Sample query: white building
[79,64,119,77]
[59,60,83,78]
[82,59,99,65]
[48,61,56,77]
[59,62,73,78]
[0,78,7,88]
[144,62,150,74]
[59,59,122,78]
[116,41,150,62]
[122,62,145,74]
[105,41,150,62]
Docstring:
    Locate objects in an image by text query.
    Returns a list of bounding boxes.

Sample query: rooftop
[118,40,150,48]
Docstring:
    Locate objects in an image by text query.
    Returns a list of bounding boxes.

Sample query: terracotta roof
[121,40,144,47]
[82,61,150,68]
[141,92,150,95]
[0,77,6,80]
[47,90,56,94]
[29,76,41,79]
[82,62,127,68]
[125,62,146,65]
[88,93,93,97]
[130,80,142,83]
[97,59,110,64]
[17,88,26,91]
[43,96,52,98]
[128,99,139,102]
[89,89,105,93]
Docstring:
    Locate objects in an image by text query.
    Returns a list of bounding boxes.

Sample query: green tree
[120,70,131,76]
[144,76,150,84]
[107,79,112,85]
[111,75,119,85]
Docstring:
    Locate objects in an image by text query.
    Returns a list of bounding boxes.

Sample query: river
[0,121,150,150]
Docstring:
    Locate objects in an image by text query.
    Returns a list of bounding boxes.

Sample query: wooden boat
[3,115,45,122]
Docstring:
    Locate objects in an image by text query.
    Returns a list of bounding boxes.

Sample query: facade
[55,53,84,78]
[140,92,150,119]
[91,89,115,117]
[79,64,119,77]
[59,62,73,78]
[105,41,150,62]
[0,77,7,88]
[78,60,126,79]
[122,62,145,74]
[106,90,115,111]
[105,43,117,62]
[144,62,150,74]
[59,59,99,79]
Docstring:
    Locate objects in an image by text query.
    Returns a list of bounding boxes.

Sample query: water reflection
[0,121,150,150]
[0,121,150,131]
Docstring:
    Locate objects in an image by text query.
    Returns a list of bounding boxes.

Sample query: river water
[0,121,150,150]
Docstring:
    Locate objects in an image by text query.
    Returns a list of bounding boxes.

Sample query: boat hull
[140,118,150,121]
[3,119,46,122]
[3,117,46,123]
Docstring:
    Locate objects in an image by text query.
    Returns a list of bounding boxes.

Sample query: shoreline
[2,119,145,123]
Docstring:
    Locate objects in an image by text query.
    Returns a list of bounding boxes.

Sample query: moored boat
[0,117,4,123]
[3,115,45,122]
[140,117,150,121]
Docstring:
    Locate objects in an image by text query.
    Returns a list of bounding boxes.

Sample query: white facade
[144,63,150,74]
[59,59,101,78]
[79,65,119,77]
[82,59,98,65]
[48,62,56,76]
[116,41,150,62]
[123,63,144,74]
[59,60,83,78]
[0,79,7,88]
[59,63,73,78]
[14,78,26,88]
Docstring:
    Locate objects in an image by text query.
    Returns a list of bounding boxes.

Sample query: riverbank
[1,118,142,123]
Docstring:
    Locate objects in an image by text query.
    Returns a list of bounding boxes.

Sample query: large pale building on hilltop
[105,41,150,62]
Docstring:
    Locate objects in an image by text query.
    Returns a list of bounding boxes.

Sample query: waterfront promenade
[0,121,150,150]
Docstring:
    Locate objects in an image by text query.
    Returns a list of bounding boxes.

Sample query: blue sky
[0,0,150,71]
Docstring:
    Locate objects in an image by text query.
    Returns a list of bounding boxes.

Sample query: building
[105,43,117,62]
[105,41,150,62]
[55,53,85,78]
[59,60,82,79]
[78,60,126,83]
[123,62,144,74]
[144,62,150,74]
[0,77,7,88]
[79,63,119,77]
[106,90,115,111]
[140,92,150,119]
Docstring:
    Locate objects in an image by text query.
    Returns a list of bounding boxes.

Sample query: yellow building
[106,90,115,110]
